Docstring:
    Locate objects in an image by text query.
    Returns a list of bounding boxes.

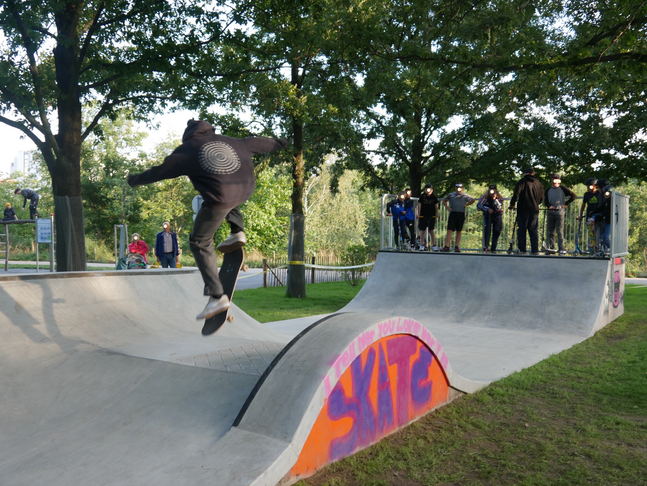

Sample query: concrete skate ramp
[341,252,625,384]
[0,254,625,486]
[208,251,625,486]
[0,270,290,486]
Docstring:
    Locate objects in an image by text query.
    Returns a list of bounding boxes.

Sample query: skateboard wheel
[242,265,249,272]
[227,315,235,322]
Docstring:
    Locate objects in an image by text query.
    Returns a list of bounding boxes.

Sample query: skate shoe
[454,246,461,253]
[432,246,439,251]
[440,246,450,252]
[217,232,246,253]
[196,295,230,320]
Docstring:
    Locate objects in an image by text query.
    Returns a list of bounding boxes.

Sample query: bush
[341,244,372,286]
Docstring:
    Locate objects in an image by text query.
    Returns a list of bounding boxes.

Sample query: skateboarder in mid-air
[128,120,288,320]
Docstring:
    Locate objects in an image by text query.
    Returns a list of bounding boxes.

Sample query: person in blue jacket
[155,222,180,268]
[388,192,408,248]
[403,188,416,248]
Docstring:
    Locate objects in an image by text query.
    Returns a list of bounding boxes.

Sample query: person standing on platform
[477,184,504,253]
[508,168,544,255]
[14,188,40,219]
[417,184,439,251]
[543,173,577,255]
[440,183,475,252]
[402,188,416,249]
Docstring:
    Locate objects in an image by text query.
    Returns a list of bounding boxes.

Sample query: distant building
[10,151,34,175]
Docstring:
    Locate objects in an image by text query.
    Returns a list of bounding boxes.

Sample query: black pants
[483,212,503,251]
[190,204,243,297]
[517,211,539,253]
[404,220,415,244]
[29,197,39,219]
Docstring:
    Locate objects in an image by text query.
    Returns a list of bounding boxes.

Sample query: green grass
[296,284,647,486]
[233,280,365,323]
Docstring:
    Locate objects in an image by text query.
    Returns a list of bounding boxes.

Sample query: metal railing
[380,194,590,253]
[611,191,630,258]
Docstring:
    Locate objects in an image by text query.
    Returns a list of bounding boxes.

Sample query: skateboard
[201,247,245,336]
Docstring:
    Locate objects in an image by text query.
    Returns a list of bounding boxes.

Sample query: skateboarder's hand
[508,205,515,211]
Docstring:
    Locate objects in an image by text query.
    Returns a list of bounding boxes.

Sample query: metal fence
[262,254,373,288]
[380,193,587,253]
[611,191,630,258]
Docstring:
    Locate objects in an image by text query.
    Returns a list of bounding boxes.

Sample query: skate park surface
[0,251,626,485]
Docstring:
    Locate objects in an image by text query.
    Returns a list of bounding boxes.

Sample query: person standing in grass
[441,183,475,253]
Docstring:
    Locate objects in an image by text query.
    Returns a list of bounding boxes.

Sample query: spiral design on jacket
[198,142,241,175]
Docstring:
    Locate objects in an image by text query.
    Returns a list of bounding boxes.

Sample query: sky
[0,110,198,177]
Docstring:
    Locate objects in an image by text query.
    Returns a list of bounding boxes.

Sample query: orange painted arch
[291,333,450,479]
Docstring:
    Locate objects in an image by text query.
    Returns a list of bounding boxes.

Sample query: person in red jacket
[128,119,288,321]
[128,233,149,264]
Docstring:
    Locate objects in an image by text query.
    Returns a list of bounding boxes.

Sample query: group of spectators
[387,168,615,255]
[127,222,180,268]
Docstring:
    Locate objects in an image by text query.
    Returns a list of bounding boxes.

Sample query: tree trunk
[51,3,86,271]
[286,60,306,298]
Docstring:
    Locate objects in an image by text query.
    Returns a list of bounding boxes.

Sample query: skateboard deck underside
[201,248,245,336]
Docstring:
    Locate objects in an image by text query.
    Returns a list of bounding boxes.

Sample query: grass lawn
[295,284,647,486]
[233,280,365,323]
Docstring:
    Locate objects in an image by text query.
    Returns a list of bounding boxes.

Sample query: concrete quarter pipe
[0,252,625,485]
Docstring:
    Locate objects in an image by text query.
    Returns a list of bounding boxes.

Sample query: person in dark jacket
[3,203,17,221]
[598,185,614,253]
[508,168,544,254]
[387,193,407,248]
[477,184,504,253]
[128,119,288,320]
[402,188,416,248]
[417,184,439,251]
[14,188,40,219]
[155,223,178,267]
[543,173,577,255]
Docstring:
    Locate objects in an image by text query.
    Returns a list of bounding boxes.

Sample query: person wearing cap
[3,202,17,221]
[588,178,610,253]
[441,183,475,252]
[598,184,614,253]
[155,222,179,268]
[417,184,439,251]
[577,177,602,253]
[477,184,504,253]
[128,119,288,320]
[543,174,577,255]
[128,233,150,265]
[14,188,40,219]
[578,177,601,223]
[508,167,544,255]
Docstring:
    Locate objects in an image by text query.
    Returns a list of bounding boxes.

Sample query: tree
[0,0,223,270]
[190,0,363,296]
